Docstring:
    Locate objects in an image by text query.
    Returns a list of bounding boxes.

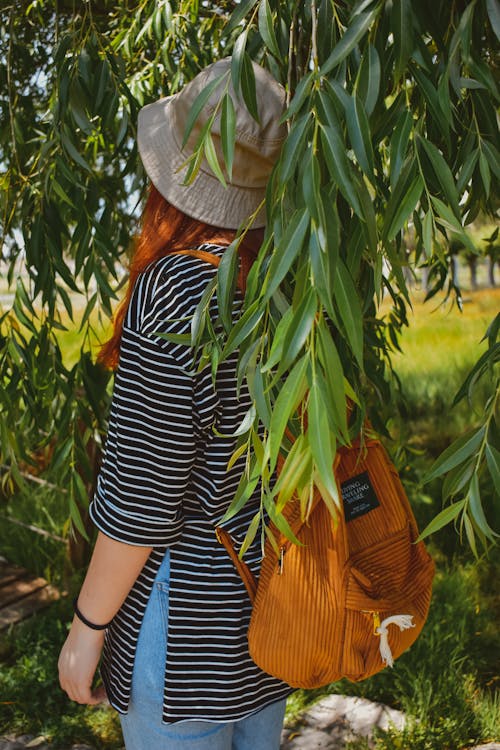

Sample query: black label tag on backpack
[341,471,380,522]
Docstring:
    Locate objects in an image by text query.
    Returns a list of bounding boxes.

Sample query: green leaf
[384,166,423,241]
[258,0,281,59]
[69,494,89,540]
[430,196,476,253]
[355,43,380,116]
[392,0,414,81]
[286,72,315,119]
[320,125,362,217]
[222,299,265,358]
[181,73,226,148]
[424,427,486,483]
[333,260,364,368]
[221,466,260,523]
[262,306,293,372]
[279,289,317,374]
[487,0,500,41]
[390,109,413,189]
[248,362,272,428]
[233,404,257,437]
[227,441,249,471]
[273,434,311,509]
[321,10,378,74]
[422,209,433,256]
[479,151,491,198]
[308,377,339,504]
[60,132,92,172]
[457,148,479,193]
[241,52,259,122]
[310,229,335,318]
[462,512,478,559]
[264,209,309,300]
[204,132,227,187]
[485,443,500,497]
[238,510,262,559]
[264,495,302,546]
[482,141,500,181]
[217,240,238,332]
[268,355,309,471]
[442,458,474,501]
[231,29,248,95]
[410,65,451,149]
[225,0,259,35]
[416,500,465,541]
[316,321,349,441]
[221,94,236,179]
[345,94,374,179]
[279,114,311,183]
[416,134,461,220]
[191,277,217,347]
[302,149,321,221]
[468,473,498,540]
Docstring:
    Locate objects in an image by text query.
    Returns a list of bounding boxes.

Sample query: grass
[1,285,499,748]
[0,599,122,748]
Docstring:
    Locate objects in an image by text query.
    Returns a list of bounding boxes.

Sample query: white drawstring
[376,614,415,667]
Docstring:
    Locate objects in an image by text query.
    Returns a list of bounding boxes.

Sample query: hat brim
[137,96,267,230]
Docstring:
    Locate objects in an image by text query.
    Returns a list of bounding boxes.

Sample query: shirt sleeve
[89,262,201,547]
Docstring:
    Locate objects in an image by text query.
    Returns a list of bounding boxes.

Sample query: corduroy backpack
[217,433,435,688]
[175,248,435,688]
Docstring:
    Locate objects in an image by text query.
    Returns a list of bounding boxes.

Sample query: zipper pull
[278,547,285,575]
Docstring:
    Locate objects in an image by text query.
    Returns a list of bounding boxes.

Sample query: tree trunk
[468,257,478,290]
[488,257,496,287]
[450,255,458,287]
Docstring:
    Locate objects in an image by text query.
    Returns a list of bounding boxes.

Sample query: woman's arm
[58,531,152,705]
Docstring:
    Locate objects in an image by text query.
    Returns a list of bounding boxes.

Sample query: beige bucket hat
[137,58,286,229]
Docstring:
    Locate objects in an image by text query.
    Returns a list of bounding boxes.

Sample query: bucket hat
[137,58,286,229]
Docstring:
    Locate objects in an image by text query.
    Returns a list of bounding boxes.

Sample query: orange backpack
[175,248,435,688]
[218,433,434,688]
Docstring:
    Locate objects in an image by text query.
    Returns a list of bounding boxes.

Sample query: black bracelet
[73,598,112,631]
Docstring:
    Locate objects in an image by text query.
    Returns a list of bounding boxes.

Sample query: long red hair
[99,185,261,370]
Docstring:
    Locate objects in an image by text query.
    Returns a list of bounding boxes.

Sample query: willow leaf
[320,125,362,217]
[268,355,309,471]
[345,94,374,179]
[221,94,236,179]
[308,377,338,502]
[278,289,317,375]
[181,73,226,148]
[416,134,460,220]
[238,511,262,559]
[416,499,465,541]
[355,43,380,116]
[424,427,486,483]
[468,473,498,540]
[264,209,309,300]
[258,0,281,59]
[321,10,377,74]
[333,260,364,368]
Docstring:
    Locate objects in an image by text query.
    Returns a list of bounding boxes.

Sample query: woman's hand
[58,532,152,704]
[58,617,107,705]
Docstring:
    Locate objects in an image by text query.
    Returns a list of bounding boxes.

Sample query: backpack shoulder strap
[172,248,222,268]
[171,247,248,293]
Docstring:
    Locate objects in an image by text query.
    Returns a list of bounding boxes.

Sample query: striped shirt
[89,244,291,723]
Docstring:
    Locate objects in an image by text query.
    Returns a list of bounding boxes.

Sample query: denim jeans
[119,550,286,750]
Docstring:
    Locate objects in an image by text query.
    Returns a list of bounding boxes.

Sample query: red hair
[99,185,261,370]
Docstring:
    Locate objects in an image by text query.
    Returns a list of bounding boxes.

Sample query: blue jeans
[119,550,286,750]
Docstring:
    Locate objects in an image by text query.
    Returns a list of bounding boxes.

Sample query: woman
[58,58,291,749]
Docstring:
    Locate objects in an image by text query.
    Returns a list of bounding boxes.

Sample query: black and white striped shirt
[89,244,291,723]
